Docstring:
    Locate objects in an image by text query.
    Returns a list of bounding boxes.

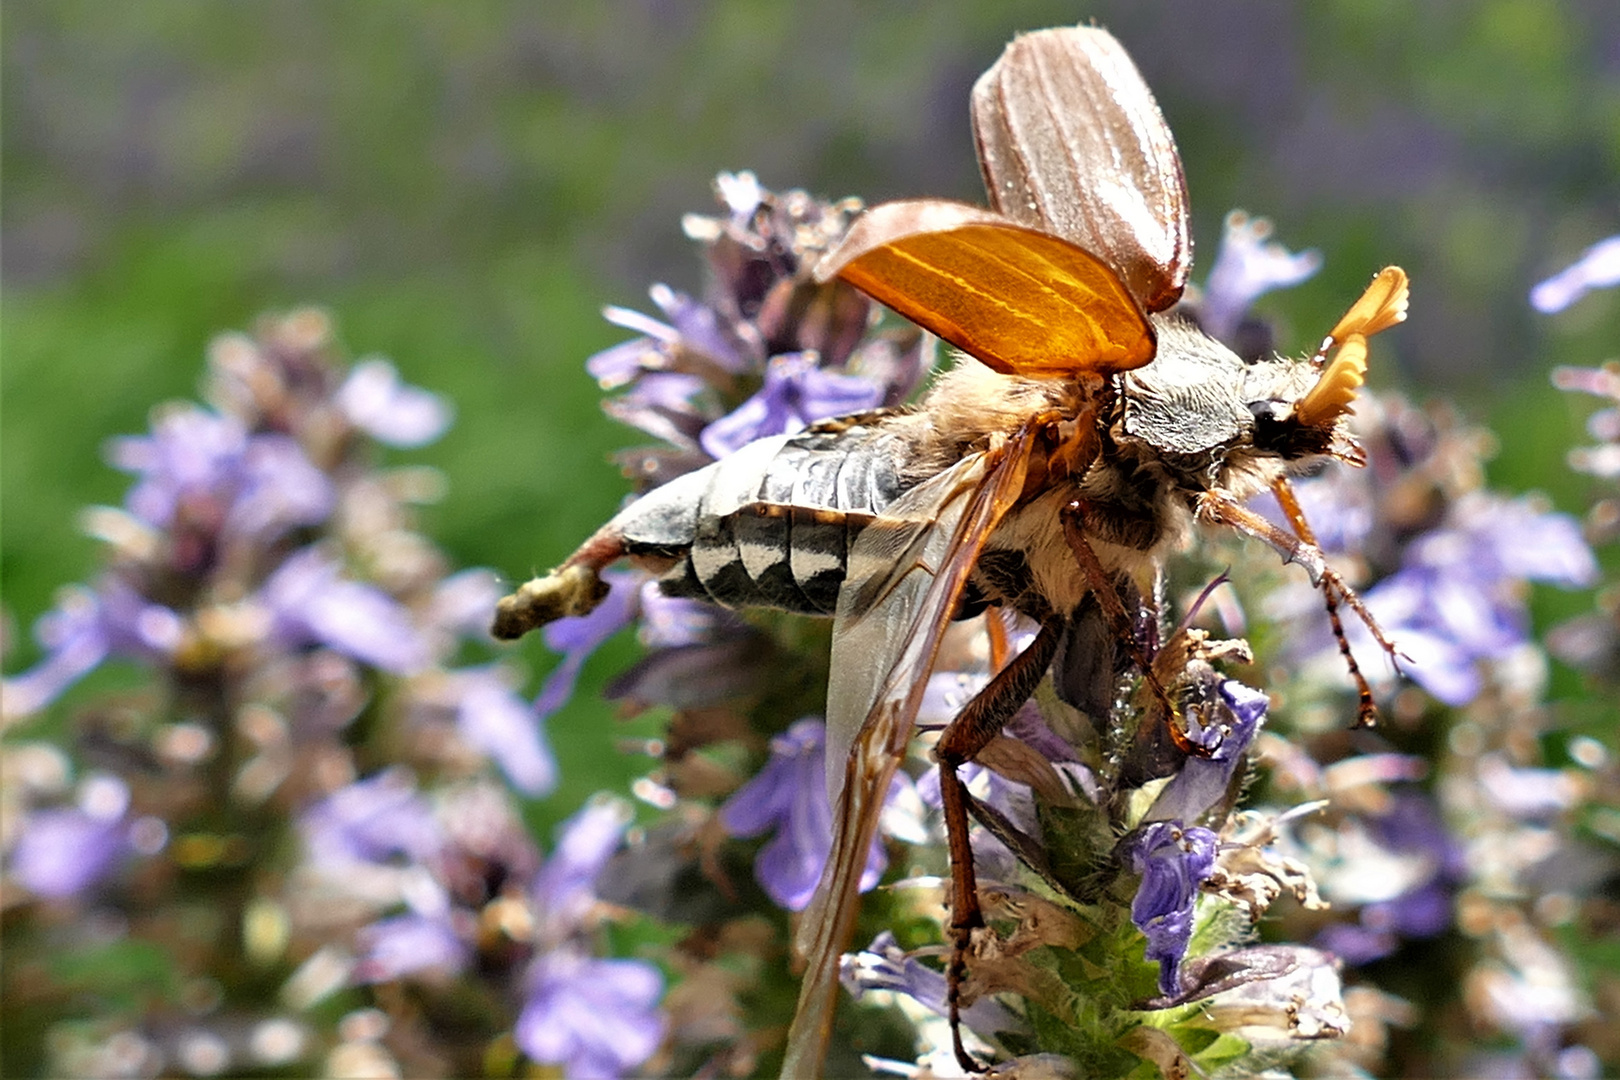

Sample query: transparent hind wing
[779,421,1042,1079]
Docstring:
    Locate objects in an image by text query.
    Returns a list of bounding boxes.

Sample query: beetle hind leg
[933,614,1066,1072]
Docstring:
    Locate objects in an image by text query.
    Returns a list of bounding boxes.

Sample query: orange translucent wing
[817,198,1155,377]
[972,26,1190,314]
[779,420,1043,1080]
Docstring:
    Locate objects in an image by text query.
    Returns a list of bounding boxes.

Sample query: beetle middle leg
[1058,499,1207,754]
[933,614,1064,1072]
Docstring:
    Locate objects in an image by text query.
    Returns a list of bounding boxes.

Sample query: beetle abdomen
[610,422,912,615]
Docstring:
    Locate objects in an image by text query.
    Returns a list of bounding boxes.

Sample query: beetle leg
[933,615,1065,1072]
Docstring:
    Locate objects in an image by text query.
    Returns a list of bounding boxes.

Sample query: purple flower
[600,371,710,451]
[1449,494,1599,588]
[1314,920,1398,967]
[590,279,751,403]
[336,359,452,447]
[1311,791,1460,964]
[912,759,1032,883]
[1477,754,1581,820]
[353,911,471,982]
[427,569,506,640]
[517,801,665,1074]
[1147,680,1268,825]
[598,283,751,384]
[1359,495,1596,705]
[515,949,666,1079]
[1003,700,1081,764]
[1199,210,1322,344]
[719,718,887,911]
[1372,792,1464,876]
[450,667,557,797]
[7,776,134,899]
[225,435,336,540]
[646,283,751,373]
[262,547,431,674]
[534,570,638,719]
[841,930,1023,1038]
[1318,880,1453,966]
[586,322,665,391]
[636,583,720,649]
[915,760,1035,834]
[1,580,183,720]
[1128,822,1219,997]
[533,798,632,940]
[108,406,334,543]
[1531,234,1620,313]
[301,769,443,868]
[699,353,887,459]
[108,406,249,528]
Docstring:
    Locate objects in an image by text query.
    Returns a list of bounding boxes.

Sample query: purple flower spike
[1531,234,1620,313]
[1200,211,1322,343]
[353,911,470,982]
[452,668,557,797]
[719,718,887,911]
[515,949,666,1079]
[699,353,886,460]
[337,359,452,448]
[262,548,431,674]
[1128,821,1219,997]
[534,570,639,720]
[1147,680,1268,825]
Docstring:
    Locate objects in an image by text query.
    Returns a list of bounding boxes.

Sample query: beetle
[493,24,1406,1074]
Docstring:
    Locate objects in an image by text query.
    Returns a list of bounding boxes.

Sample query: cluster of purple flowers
[0,312,663,1078]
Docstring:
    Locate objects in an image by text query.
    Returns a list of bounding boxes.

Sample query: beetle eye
[1248,399,1288,424]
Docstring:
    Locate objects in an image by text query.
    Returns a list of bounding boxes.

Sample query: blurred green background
[5,0,1619,823]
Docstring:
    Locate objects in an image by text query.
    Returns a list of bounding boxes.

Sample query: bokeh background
[3,1,1618,1071]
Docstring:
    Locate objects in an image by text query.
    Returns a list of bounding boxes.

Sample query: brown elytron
[491,25,1409,1077]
